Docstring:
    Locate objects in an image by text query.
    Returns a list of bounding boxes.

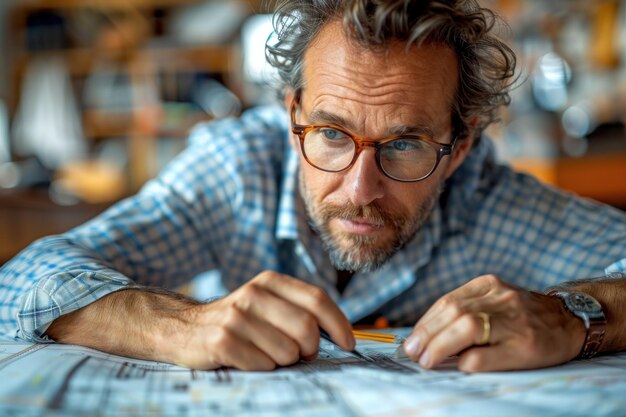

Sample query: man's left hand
[404,274,587,372]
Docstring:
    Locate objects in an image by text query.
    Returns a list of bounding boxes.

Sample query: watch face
[566,292,602,314]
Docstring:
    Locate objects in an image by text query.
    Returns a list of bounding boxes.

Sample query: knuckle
[442,298,464,318]
[459,351,485,373]
[438,296,454,314]
[300,313,318,333]
[502,289,523,308]
[307,286,329,308]
[293,313,317,341]
[222,306,243,328]
[480,274,502,287]
[439,295,453,308]
[256,270,271,280]
[276,343,300,366]
[461,314,481,337]
[234,284,261,309]
[211,327,234,351]
[254,270,278,285]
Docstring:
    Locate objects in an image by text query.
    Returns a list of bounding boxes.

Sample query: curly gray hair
[265,0,517,141]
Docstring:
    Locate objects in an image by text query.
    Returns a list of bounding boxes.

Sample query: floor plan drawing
[1,328,625,417]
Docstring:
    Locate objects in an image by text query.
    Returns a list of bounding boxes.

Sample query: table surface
[1,328,625,417]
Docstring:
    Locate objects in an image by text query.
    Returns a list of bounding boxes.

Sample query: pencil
[319,330,372,362]
[352,330,404,344]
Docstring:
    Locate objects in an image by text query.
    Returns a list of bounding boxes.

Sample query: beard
[299,170,442,273]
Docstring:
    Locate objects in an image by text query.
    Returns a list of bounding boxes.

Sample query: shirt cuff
[16,270,137,343]
[605,260,626,277]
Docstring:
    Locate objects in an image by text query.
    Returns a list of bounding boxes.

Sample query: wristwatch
[549,291,606,359]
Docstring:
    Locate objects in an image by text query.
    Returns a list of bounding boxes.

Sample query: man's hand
[176,271,354,370]
[403,274,586,372]
[47,271,354,371]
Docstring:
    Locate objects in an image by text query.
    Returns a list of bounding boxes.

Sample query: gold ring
[477,312,491,345]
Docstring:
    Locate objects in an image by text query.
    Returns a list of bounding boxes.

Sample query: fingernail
[404,335,421,356]
[348,335,356,351]
[419,350,430,367]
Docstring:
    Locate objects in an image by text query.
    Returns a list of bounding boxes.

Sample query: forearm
[554,277,626,353]
[46,271,354,371]
[46,288,200,364]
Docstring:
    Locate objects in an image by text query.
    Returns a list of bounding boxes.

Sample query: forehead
[301,21,458,135]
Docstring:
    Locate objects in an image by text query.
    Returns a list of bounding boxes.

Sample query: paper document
[1,328,625,417]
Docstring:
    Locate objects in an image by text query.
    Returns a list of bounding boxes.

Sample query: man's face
[290,21,468,272]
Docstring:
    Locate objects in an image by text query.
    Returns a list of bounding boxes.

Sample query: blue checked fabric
[1,106,626,342]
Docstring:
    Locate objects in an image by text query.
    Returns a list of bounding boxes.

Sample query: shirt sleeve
[606,261,626,276]
[0,106,288,343]
[444,137,626,289]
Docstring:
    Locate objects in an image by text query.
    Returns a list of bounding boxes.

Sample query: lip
[337,218,384,235]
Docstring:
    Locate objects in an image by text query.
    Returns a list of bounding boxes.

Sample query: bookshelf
[6,0,264,190]
[1,0,266,264]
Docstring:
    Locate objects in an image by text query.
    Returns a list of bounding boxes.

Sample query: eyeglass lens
[302,127,439,181]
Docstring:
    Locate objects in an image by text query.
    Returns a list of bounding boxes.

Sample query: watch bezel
[549,290,606,359]
[562,292,603,318]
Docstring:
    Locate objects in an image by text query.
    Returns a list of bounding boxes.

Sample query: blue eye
[391,140,415,151]
[321,129,345,140]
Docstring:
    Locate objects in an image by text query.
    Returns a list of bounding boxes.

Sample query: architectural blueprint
[1,328,626,417]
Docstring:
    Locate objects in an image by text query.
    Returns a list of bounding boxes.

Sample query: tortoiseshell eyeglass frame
[289,93,457,182]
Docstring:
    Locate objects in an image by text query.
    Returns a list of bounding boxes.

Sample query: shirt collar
[444,136,495,233]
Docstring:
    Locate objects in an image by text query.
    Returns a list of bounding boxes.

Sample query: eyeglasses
[290,96,456,182]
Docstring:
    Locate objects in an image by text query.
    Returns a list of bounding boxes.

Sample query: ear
[283,89,299,152]
[443,136,474,179]
[443,117,478,179]
[283,89,295,112]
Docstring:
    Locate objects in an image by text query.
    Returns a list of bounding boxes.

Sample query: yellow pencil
[352,330,404,344]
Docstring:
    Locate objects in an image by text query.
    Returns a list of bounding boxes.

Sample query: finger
[234,283,322,358]
[408,298,473,359]
[253,272,355,350]
[416,275,500,327]
[186,328,276,371]
[414,313,495,369]
[224,307,309,366]
[457,343,531,372]
[219,340,276,372]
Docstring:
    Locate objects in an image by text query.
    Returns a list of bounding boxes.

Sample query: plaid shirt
[2,106,626,343]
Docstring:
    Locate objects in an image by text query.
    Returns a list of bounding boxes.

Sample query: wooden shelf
[0,189,113,265]
[14,44,233,78]
[14,0,266,13]
[15,0,203,11]
[7,0,248,191]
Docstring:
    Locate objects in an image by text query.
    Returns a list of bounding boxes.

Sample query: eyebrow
[307,108,436,138]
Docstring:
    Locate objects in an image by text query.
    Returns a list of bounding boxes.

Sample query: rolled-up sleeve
[0,106,291,342]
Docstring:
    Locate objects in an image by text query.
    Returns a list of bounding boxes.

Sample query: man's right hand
[46,271,354,371]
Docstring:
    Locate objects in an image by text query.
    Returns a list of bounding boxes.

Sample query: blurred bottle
[193,79,241,119]
[532,52,572,112]
[0,157,49,190]
[0,100,8,163]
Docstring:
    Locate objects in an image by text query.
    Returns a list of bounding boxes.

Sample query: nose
[342,148,385,207]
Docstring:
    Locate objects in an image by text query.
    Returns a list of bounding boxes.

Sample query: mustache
[318,202,408,229]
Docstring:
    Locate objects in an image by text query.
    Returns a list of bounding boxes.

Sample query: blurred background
[0,0,625,265]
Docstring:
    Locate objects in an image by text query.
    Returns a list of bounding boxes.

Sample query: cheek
[388,179,442,214]
[300,161,342,201]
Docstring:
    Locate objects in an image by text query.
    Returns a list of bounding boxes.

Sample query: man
[1,0,625,372]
